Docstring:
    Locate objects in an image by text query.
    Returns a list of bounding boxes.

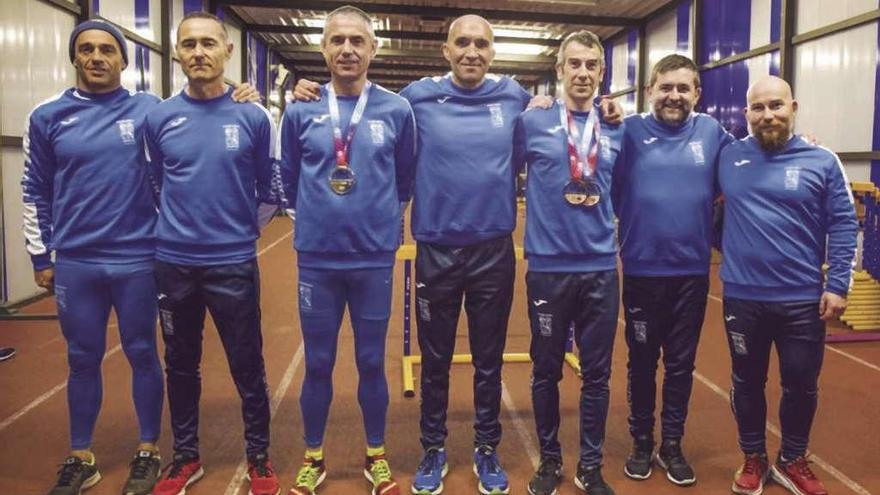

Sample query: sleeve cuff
[825,283,849,298]
[31,253,53,271]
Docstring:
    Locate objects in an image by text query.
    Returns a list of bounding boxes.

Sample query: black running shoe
[122,450,161,495]
[528,457,562,495]
[574,462,615,495]
[47,456,101,495]
[624,435,654,480]
[656,438,696,486]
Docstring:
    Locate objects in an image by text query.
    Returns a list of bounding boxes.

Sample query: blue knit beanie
[69,20,129,66]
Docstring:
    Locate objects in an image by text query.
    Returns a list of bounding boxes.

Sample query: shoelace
[789,457,818,480]
[741,456,766,476]
[369,457,393,483]
[250,457,273,478]
[476,449,501,475]
[129,455,155,480]
[418,450,442,474]
[56,460,84,487]
[663,443,687,464]
[166,458,193,479]
[295,459,322,486]
[538,459,560,476]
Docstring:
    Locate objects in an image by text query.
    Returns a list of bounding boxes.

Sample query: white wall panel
[646,8,679,74]
[842,160,872,183]
[225,23,242,85]
[750,0,774,48]
[171,0,184,46]
[610,36,632,93]
[1,149,43,303]
[99,0,161,42]
[797,0,877,33]
[745,52,773,85]
[172,60,187,94]
[793,23,877,152]
[0,0,75,136]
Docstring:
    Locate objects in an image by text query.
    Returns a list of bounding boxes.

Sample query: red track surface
[1,216,878,494]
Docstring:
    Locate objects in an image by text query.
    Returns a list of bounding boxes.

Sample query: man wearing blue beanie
[26,18,259,495]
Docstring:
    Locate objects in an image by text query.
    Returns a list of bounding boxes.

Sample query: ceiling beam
[277,45,556,64]
[220,0,638,26]
[247,24,562,46]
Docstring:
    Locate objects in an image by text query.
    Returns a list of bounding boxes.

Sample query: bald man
[717,76,856,495]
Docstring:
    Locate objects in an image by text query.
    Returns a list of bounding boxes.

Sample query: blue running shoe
[473,446,509,495]
[411,447,448,495]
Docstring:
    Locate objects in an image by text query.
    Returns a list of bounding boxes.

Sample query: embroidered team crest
[633,320,648,343]
[538,313,553,337]
[369,120,385,145]
[689,141,705,165]
[600,135,612,160]
[298,282,313,311]
[784,167,800,190]
[117,119,135,144]
[223,124,240,150]
[487,103,504,128]
[729,331,748,355]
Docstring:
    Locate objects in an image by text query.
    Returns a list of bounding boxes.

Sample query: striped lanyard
[557,100,600,181]
[327,81,372,168]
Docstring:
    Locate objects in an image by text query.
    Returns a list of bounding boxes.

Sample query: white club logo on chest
[487,103,504,128]
[368,120,385,145]
[689,140,705,165]
[223,124,240,150]
[116,119,135,144]
[784,166,800,190]
[600,135,612,160]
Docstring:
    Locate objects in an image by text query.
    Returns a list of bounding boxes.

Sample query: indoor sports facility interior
[1,0,879,494]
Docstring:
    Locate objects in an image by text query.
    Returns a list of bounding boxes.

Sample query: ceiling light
[494,42,548,56]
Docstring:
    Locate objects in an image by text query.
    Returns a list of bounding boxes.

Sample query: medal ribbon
[557,100,600,181]
[327,81,372,168]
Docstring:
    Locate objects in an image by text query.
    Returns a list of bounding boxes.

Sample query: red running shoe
[771,455,828,495]
[732,453,769,495]
[152,453,203,495]
[247,453,281,495]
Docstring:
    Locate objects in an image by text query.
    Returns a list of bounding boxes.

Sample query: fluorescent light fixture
[494,42,548,56]
[493,27,552,40]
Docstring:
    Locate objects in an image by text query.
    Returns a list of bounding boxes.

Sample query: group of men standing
[22,4,856,495]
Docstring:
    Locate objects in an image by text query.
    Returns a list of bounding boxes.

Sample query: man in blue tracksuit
[278,7,416,495]
[611,54,734,486]
[145,12,280,495]
[719,76,856,495]
[22,20,164,495]
[514,31,623,495]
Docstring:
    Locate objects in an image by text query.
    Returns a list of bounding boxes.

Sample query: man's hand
[803,131,820,145]
[34,267,55,293]
[599,96,623,125]
[526,95,554,110]
[293,79,322,102]
[231,82,261,103]
[819,291,847,321]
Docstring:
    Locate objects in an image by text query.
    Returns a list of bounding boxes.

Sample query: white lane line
[708,294,880,373]
[0,228,293,437]
[692,371,872,495]
[0,342,122,433]
[223,342,305,495]
[501,380,540,469]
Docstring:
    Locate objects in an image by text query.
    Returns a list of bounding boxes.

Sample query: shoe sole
[410,463,448,495]
[623,463,653,481]
[527,483,558,495]
[769,465,809,495]
[655,454,696,486]
[573,474,586,492]
[472,465,509,495]
[289,470,326,495]
[363,468,400,495]
[731,480,764,495]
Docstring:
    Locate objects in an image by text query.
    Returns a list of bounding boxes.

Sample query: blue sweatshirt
[612,112,734,276]
[144,87,277,266]
[22,87,159,270]
[514,101,624,272]
[399,73,532,246]
[279,83,417,269]
[718,135,857,301]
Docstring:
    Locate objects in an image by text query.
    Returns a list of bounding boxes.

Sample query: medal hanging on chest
[327,82,371,195]
[558,101,601,207]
